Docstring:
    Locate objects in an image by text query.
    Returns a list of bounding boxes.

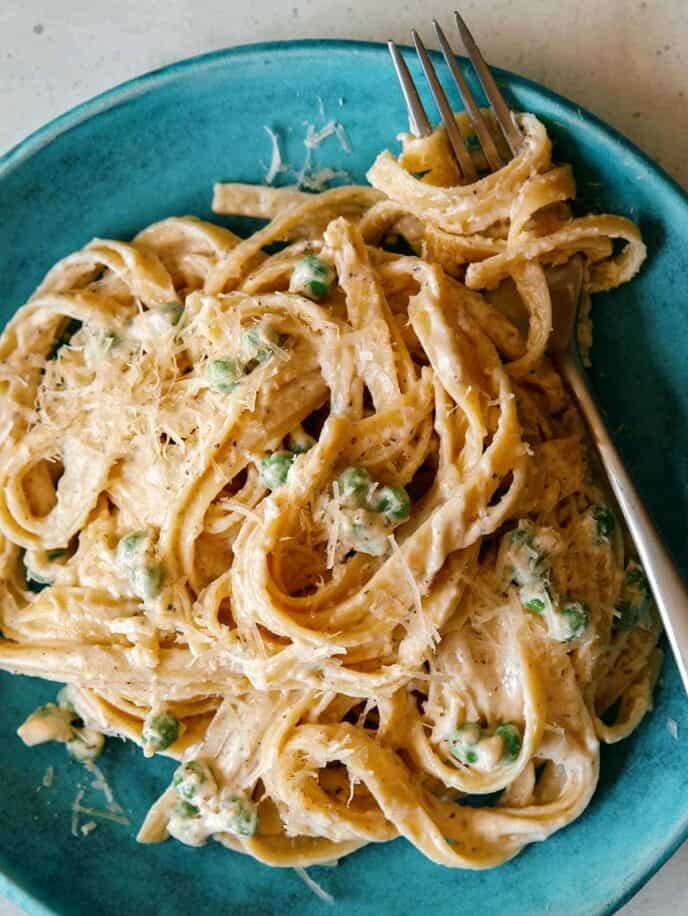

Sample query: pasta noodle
[0,111,661,870]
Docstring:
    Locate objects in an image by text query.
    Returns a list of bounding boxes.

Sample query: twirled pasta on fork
[0,111,660,868]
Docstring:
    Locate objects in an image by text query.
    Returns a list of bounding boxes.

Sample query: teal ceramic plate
[1,39,688,916]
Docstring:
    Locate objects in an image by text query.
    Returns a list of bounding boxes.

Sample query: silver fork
[388,12,522,180]
[389,13,688,696]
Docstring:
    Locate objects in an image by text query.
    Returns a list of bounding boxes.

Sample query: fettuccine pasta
[0,111,661,870]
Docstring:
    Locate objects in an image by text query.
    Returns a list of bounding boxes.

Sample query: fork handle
[557,349,688,696]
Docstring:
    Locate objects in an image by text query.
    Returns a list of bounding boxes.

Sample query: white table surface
[1,1,687,913]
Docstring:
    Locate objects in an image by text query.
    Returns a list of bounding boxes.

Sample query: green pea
[219,791,259,837]
[116,531,147,564]
[289,255,334,301]
[560,601,589,642]
[243,328,268,364]
[116,532,164,601]
[509,526,532,545]
[349,513,388,557]
[242,323,286,366]
[136,303,183,335]
[286,431,316,454]
[161,302,185,326]
[510,543,547,587]
[373,485,411,522]
[131,564,164,601]
[173,759,216,803]
[307,279,329,299]
[143,712,180,751]
[260,451,295,490]
[175,800,199,818]
[495,723,522,762]
[520,581,554,613]
[524,597,546,613]
[447,723,483,766]
[614,604,639,630]
[102,330,122,348]
[336,466,373,507]
[614,561,651,630]
[592,505,616,544]
[626,563,649,591]
[207,358,243,393]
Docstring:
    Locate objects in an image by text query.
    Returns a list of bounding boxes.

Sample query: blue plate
[1,39,688,916]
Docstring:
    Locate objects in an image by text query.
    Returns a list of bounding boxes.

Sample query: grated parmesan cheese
[85,759,124,813]
[325,484,343,570]
[334,123,351,153]
[71,787,86,837]
[304,121,338,150]
[263,126,287,185]
[73,801,129,826]
[214,499,264,527]
[388,534,438,649]
[70,760,129,836]
[261,103,352,192]
[294,867,335,904]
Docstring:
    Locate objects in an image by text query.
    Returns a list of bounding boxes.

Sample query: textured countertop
[1,1,687,914]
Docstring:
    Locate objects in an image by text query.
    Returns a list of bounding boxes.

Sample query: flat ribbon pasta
[0,112,659,873]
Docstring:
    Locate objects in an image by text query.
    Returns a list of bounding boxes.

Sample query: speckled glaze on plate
[1,39,688,916]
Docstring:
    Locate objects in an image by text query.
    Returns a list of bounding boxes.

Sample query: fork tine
[411,30,477,182]
[433,20,504,172]
[454,11,523,156]
[387,41,433,138]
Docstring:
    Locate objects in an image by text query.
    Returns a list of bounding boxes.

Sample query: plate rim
[1,37,687,916]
